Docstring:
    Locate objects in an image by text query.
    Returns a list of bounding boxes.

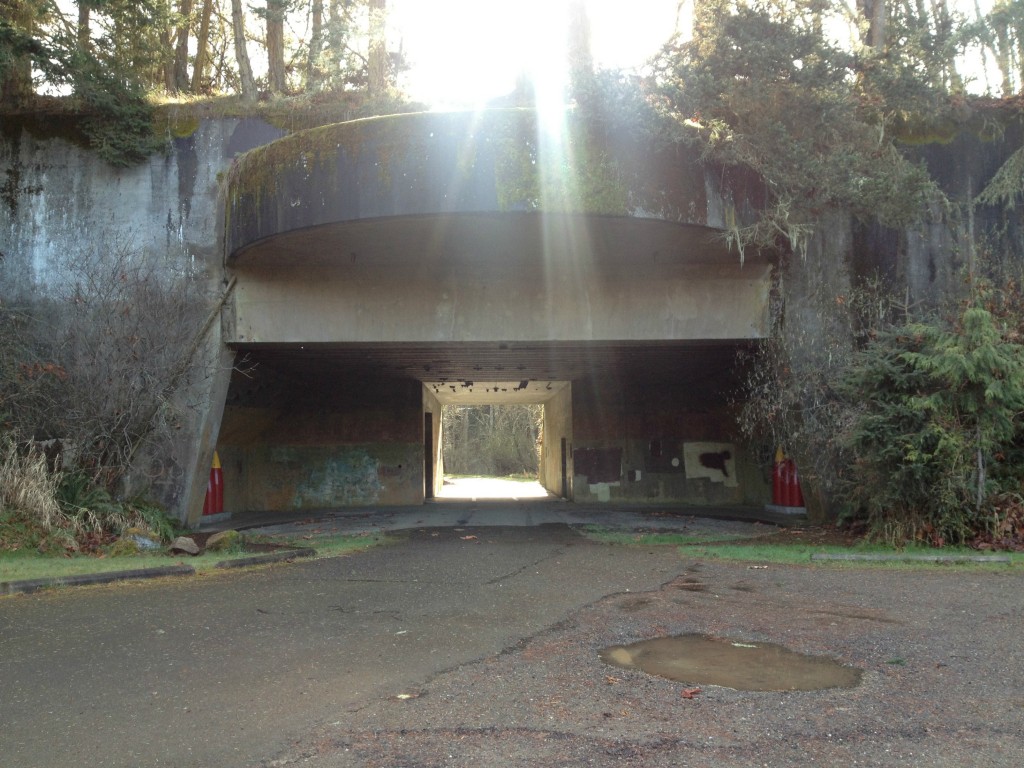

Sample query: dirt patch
[739,524,866,547]
[178,531,292,555]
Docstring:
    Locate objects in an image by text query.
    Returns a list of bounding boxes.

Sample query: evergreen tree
[840,305,1024,545]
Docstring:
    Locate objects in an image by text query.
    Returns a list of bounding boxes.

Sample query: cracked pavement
[3,517,1020,768]
[0,522,705,768]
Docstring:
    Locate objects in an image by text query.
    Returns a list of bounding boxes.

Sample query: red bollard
[772,447,785,505]
[789,459,805,508]
[202,451,224,516]
[211,451,223,515]
[781,458,804,508]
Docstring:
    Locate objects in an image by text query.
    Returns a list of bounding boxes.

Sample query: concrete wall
[538,385,572,498]
[231,256,771,345]
[0,118,284,520]
[217,365,425,511]
[422,386,444,499]
[4,110,1020,519]
[1,118,282,294]
[569,376,768,506]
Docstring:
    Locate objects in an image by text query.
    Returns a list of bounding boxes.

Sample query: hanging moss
[976,146,1024,209]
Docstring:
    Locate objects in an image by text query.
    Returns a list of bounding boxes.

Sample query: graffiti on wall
[293,450,383,506]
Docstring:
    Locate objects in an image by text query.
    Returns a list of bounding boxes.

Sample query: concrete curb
[214,547,318,569]
[1,565,196,596]
[811,552,1012,564]
[1,548,320,596]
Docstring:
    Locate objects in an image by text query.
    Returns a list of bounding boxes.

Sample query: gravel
[270,557,1024,767]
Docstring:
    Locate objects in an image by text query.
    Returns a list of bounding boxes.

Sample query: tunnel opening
[423,379,573,503]
[438,404,545,500]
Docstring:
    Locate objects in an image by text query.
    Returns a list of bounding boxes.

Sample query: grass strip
[215,547,317,569]
[579,526,756,546]
[0,533,390,587]
[1,565,195,595]
[810,552,1011,564]
[685,542,1024,569]
[578,526,1024,569]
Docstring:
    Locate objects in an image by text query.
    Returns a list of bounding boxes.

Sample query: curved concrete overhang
[222,109,772,399]
[225,108,765,263]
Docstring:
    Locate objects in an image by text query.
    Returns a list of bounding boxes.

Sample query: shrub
[0,439,181,554]
[0,436,63,528]
[839,305,1024,546]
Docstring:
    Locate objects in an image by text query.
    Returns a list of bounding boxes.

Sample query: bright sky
[390,0,683,108]
[388,0,998,108]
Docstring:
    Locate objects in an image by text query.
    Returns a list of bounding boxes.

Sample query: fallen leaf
[604,675,621,685]
[680,687,702,699]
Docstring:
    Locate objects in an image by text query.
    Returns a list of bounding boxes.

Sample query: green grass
[578,526,1024,569]
[684,542,1024,568]
[580,526,755,547]
[0,533,392,584]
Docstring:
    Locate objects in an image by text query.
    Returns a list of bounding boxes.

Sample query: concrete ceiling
[237,341,754,406]
[230,213,762,272]
[424,379,569,405]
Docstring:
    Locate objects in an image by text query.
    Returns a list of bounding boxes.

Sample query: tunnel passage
[210,110,774,517]
[214,340,763,514]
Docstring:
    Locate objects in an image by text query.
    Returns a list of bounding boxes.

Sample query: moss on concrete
[226,108,709,247]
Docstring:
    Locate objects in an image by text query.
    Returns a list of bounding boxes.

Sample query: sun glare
[391,0,681,109]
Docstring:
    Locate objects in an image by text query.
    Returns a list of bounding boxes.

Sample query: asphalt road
[0,523,704,768]
[3,513,1022,768]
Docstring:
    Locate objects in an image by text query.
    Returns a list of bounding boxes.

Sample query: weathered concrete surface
[224,111,772,346]
[5,109,1021,522]
[215,110,775,512]
[229,223,771,345]
[224,110,752,259]
[1,118,282,294]
[0,118,284,522]
[0,521,712,768]
[217,370,425,512]
[2,518,1020,768]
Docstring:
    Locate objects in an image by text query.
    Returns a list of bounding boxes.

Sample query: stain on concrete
[294,450,383,507]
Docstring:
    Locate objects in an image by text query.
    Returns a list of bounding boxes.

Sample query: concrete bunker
[204,110,774,523]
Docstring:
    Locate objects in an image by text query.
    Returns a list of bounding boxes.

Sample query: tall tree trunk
[160,24,177,92]
[929,0,962,90]
[77,2,92,53]
[266,0,286,93]
[306,0,324,90]
[367,0,387,97]
[856,0,886,49]
[567,0,592,91]
[974,0,1013,96]
[327,0,348,85]
[173,0,194,92]
[190,0,213,92]
[231,0,257,101]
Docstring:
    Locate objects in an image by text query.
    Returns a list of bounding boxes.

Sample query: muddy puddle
[600,634,862,691]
